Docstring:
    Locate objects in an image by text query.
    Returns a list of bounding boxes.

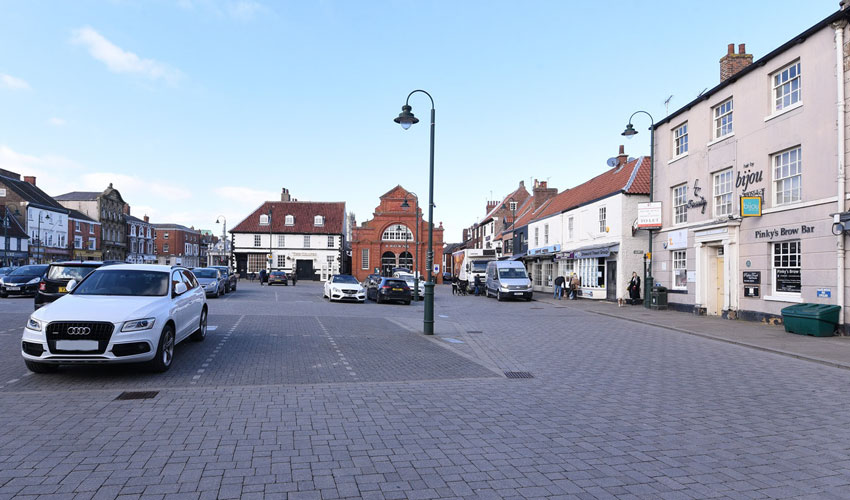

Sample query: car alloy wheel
[191,308,207,341]
[149,324,175,372]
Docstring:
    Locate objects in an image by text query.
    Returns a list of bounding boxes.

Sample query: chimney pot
[720,42,753,82]
[143,215,149,223]
[727,43,735,55]
[738,43,746,54]
[619,145,625,155]
[23,176,36,186]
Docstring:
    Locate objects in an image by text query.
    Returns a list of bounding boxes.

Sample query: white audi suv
[21,264,207,373]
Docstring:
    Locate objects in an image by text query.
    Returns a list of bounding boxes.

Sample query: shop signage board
[742,271,761,284]
[744,286,760,297]
[776,268,801,293]
[637,202,662,229]
[740,197,762,217]
[817,288,832,298]
[665,229,687,250]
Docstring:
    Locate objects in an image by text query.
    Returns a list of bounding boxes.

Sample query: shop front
[555,243,620,300]
[525,244,559,292]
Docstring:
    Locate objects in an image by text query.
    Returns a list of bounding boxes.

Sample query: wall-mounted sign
[0,188,6,197]
[735,164,763,193]
[687,179,707,214]
[754,225,815,240]
[637,202,662,229]
[744,286,760,297]
[665,229,688,250]
[687,271,696,282]
[817,288,832,298]
[776,268,801,293]
[740,197,762,217]
[742,271,761,284]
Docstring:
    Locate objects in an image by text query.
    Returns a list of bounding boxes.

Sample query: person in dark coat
[473,274,482,296]
[627,272,641,305]
[554,275,566,300]
[259,268,267,285]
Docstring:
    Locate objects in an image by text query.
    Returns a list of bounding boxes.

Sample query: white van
[484,261,533,301]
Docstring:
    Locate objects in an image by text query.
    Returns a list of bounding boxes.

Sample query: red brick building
[67,209,102,261]
[351,186,444,283]
[153,223,201,268]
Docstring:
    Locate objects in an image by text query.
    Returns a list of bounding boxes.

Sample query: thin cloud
[177,0,266,21]
[47,117,66,127]
[215,186,278,205]
[70,27,182,84]
[0,73,30,90]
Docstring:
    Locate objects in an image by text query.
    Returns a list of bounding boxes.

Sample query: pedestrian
[291,271,297,286]
[553,274,565,300]
[451,276,458,295]
[473,274,482,296]
[259,268,267,285]
[627,272,641,305]
[569,273,580,300]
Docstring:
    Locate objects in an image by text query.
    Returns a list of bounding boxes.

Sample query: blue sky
[0,0,838,241]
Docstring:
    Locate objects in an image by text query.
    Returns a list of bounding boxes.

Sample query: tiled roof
[126,215,152,226]
[531,157,649,223]
[67,209,97,223]
[231,201,346,234]
[511,196,552,230]
[0,207,28,239]
[153,223,199,233]
[0,173,68,212]
[54,191,101,201]
[481,184,530,223]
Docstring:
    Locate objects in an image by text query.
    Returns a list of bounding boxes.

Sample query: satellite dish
[606,157,618,168]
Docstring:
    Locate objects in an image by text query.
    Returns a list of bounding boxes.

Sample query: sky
[0,0,839,242]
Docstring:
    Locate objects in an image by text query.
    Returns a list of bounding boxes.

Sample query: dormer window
[259,214,270,225]
[285,215,295,226]
[314,215,324,226]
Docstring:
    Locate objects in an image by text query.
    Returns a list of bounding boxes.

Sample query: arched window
[381,251,396,276]
[259,214,270,225]
[314,215,324,226]
[398,252,413,270]
[285,215,295,226]
[382,224,413,241]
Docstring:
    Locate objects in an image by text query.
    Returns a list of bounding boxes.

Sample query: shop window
[673,250,687,290]
[361,248,369,270]
[773,240,801,295]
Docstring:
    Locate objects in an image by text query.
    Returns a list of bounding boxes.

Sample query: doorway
[381,251,396,276]
[296,259,314,280]
[606,260,617,301]
[707,247,725,315]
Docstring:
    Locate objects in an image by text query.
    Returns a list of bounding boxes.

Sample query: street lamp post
[267,208,273,273]
[394,90,436,335]
[622,110,655,309]
[401,192,421,301]
[216,215,227,268]
[35,212,51,265]
[506,197,518,255]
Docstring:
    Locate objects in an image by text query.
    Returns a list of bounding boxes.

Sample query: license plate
[58,287,67,293]
[7,286,19,291]
[514,292,523,295]
[55,340,99,351]
[393,288,403,291]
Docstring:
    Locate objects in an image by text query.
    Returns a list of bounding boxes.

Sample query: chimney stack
[617,145,628,166]
[532,179,558,210]
[720,42,753,82]
[281,188,291,202]
[486,200,498,214]
[23,176,36,186]
[143,215,149,223]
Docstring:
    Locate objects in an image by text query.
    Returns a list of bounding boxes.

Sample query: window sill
[764,101,803,122]
[764,294,803,303]
[667,153,689,165]
[669,289,688,294]
[706,133,735,148]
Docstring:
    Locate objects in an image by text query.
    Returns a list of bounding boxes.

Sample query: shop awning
[508,252,527,261]
[556,243,620,260]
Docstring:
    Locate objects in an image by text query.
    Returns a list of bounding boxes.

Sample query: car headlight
[332,287,340,293]
[121,318,156,332]
[500,284,509,290]
[27,317,42,331]
[27,277,40,285]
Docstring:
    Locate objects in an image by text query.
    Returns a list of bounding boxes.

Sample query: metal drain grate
[466,330,483,333]
[114,391,159,401]
[504,371,534,379]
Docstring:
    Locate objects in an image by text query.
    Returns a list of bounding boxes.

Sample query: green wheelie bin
[780,303,841,337]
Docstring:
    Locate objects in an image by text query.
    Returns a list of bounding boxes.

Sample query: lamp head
[394,105,419,130]
[401,198,410,209]
[621,123,638,139]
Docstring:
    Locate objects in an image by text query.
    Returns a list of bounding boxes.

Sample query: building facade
[67,209,102,261]
[651,9,850,328]
[126,215,156,264]
[55,184,128,261]
[351,186,444,282]
[0,170,70,264]
[153,224,201,268]
[0,205,28,266]
[230,191,346,281]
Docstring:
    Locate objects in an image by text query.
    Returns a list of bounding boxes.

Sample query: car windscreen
[471,261,490,272]
[384,280,408,288]
[271,271,286,276]
[9,265,47,276]
[48,265,98,281]
[498,268,528,279]
[73,270,169,296]
[0,267,11,274]
[332,275,359,284]
[192,269,218,279]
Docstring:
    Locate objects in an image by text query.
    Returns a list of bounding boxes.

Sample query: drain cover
[114,391,159,401]
[504,371,534,379]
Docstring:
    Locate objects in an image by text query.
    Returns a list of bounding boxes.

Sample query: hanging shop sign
[754,225,816,240]
[637,202,662,229]
[740,197,762,217]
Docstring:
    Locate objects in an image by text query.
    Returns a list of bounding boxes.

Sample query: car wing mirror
[66,279,78,292]
[174,282,188,296]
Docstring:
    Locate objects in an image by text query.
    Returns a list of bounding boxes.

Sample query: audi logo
[66,327,91,336]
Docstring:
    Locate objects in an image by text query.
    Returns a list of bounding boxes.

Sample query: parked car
[362,273,382,288]
[192,267,225,298]
[268,270,289,286]
[394,272,424,300]
[21,264,207,373]
[35,261,107,310]
[366,277,412,305]
[484,260,533,301]
[209,266,237,293]
[0,264,49,298]
[323,274,366,302]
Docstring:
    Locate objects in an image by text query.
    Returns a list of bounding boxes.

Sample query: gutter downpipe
[836,19,847,332]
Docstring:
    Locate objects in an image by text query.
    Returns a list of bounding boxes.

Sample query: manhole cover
[504,371,534,379]
[114,391,159,401]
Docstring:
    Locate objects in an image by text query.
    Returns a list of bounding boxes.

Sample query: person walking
[627,272,641,305]
[259,268,267,286]
[553,274,566,300]
[473,274,482,296]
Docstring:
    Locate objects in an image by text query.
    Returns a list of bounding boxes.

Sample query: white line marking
[207,326,218,331]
